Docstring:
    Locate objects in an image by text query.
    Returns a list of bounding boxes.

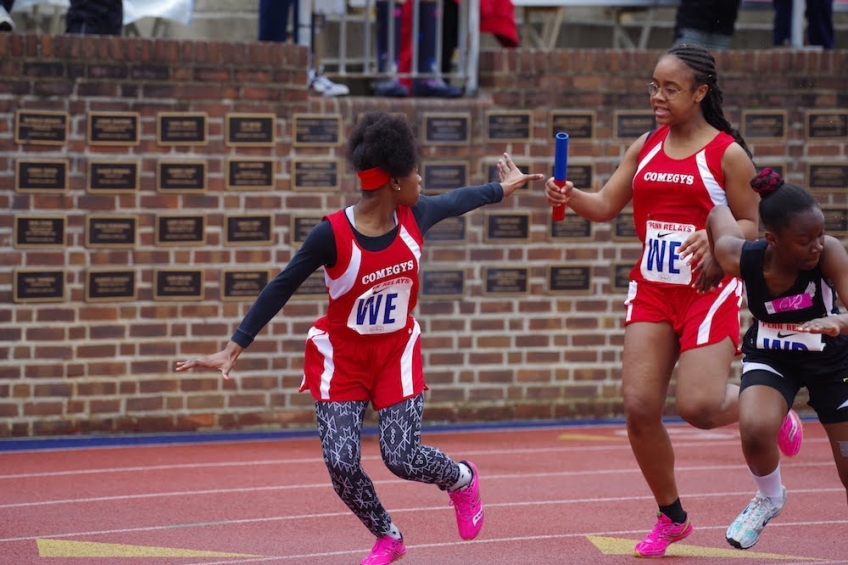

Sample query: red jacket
[480,0,519,47]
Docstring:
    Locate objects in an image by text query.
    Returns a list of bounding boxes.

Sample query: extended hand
[497,152,545,197]
[175,341,243,380]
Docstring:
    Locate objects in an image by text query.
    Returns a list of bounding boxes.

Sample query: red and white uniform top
[321,205,423,336]
[630,125,735,287]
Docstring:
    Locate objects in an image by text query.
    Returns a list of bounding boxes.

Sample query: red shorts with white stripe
[623,277,743,352]
[300,316,426,410]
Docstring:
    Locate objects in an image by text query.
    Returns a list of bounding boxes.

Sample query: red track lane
[1,422,846,565]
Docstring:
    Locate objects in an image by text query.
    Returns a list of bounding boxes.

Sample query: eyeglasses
[648,83,695,101]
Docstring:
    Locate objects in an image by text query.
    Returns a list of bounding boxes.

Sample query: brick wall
[1,34,846,437]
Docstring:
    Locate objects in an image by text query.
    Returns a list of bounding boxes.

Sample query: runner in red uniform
[177,112,543,565]
[545,44,801,557]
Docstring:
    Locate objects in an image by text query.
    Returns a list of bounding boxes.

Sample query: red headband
[357,167,391,191]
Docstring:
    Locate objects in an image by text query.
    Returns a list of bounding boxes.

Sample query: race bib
[755,321,824,352]
[639,220,695,285]
[347,277,412,335]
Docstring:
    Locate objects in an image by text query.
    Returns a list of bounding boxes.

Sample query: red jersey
[629,125,735,286]
[320,206,423,336]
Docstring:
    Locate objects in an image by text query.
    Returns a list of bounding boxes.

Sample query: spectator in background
[376,0,518,98]
[773,0,834,49]
[258,0,349,97]
[673,0,742,50]
[0,0,15,32]
[66,0,123,35]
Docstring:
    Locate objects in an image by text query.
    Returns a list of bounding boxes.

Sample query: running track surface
[1,420,846,565]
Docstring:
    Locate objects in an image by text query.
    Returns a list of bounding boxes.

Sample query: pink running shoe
[361,536,406,565]
[448,460,484,540]
[777,409,803,458]
[634,513,693,558]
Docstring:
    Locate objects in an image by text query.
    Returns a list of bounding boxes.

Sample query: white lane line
[0,461,839,509]
[0,438,831,480]
[1,487,844,543]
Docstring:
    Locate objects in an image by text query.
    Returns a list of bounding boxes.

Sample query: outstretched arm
[175,223,332,379]
[415,153,543,233]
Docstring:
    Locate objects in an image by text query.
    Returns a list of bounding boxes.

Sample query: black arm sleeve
[412,182,504,234]
[230,221,335,348]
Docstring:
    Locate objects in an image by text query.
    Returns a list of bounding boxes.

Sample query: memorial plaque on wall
[85,269,137,302]
[14,216,65,248]
[483,267,529,296]
[155,214,206,246]
[611,263,632,293]
[420,269,465,299]
[425,216,466,243]
[15,110,69,145]
[291,271,327,300]
[292,159,341,191]
[157,112,208,145]
[225,214,273,246]
[741,110,787,141]
[225,158,275,190]
[88,111,140,145]
[612,211,638,241]
[14,269,65,303]
[86,215,137,248]
[154,269,204,301]
[807,163,848,190]
[87,161,139,193]
[422,161,468,192]
[290,216,322,244]
[547,265,592,295]
[485,213,531,242]
[822,206,848,236]
[422,112,471,145]
[549,214,592,241]
[293,113,341,146]
[221,269,269,301]
[157,161,207,193]
[15,159,68,192]
[805,111,848,140]
[614,111,656,141]
[549,111,595,141]
[225,113,275,147]
[485,110,532,142]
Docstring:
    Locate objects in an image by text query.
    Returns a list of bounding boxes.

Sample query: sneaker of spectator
[0,6,15,32]
[413,78,463,98]
[308,67,349,98]
[374,79,409,98]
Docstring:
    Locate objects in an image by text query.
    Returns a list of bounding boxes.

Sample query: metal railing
[301,0,480,95]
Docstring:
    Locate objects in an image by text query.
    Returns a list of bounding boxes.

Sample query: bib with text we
[640,220,695,285]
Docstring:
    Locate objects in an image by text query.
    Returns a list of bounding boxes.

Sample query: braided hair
[347,112,419,179]
[665,44,752,159]
[751,168,818,233]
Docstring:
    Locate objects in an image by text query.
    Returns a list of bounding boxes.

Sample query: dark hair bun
[750,167,784,196]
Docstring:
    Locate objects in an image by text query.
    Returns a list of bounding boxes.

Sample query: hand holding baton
[552,132,569,222]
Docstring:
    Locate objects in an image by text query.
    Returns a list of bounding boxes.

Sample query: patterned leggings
[315,393,461,537]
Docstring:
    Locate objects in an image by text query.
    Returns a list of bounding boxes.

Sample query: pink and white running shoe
[361,536,406,565]
[777,409,803,458]
[634,513,693,557]
[448,460,484,540]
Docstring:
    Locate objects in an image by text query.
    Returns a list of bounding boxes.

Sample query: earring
[395,185,401,191]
